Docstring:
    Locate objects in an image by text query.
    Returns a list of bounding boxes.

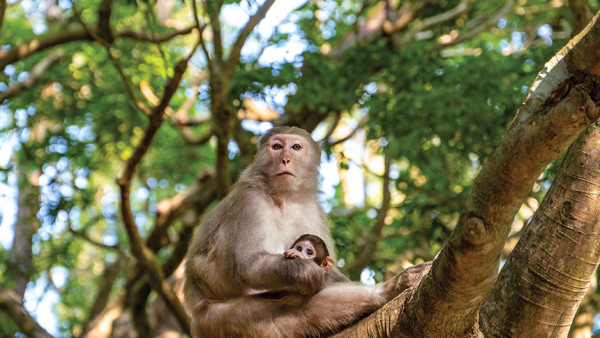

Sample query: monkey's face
[263,134,316,189]
[292,240,317,260]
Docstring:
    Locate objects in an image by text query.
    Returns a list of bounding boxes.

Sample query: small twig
[68,224,124,254]
[316,111,341,145]
[191,0,213,71]
[69,0,152,115]
[324,115,368,148]
[224,0,276,76]
[0,25,195,70]
[398,0,469,46]
[118,26,195,42]
[173,115,210,126]
[0,50,65,102]
[342,150,393,276]
[440,0,514,48]
[180,127,214,144]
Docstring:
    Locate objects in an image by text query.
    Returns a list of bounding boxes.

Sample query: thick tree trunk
[338,9,600,337]
[569,283,597,338]
[480,121,600,336]
[479,11,600,335]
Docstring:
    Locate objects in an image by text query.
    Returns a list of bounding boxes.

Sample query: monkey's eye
[272,143,283,150]
[306,249,313,256]
[292,144,302,150]
[296,246,303,252]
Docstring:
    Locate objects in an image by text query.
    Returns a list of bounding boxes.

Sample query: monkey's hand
[284,250,301,259]
[239,253,325,297]
[382,261,432,299]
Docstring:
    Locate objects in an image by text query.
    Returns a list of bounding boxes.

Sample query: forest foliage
[0,0,598,336]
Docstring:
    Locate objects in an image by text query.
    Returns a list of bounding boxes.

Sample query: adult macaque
[184,126,430,337]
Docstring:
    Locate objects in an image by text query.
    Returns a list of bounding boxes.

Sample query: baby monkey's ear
[321,256,336,272]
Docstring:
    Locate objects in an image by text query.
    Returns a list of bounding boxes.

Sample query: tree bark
[338,9,600,337]
[480,121,600,336]
[0,288,52,338]
[9,171,41,298]
[568,0,592,36]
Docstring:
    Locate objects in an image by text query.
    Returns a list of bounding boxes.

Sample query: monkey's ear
[321,256,335,271]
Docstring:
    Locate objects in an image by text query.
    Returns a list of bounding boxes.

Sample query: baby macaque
[285,234,348,288]
[284,234,335,272]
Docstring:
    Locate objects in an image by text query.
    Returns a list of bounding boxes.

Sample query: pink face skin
[265,134,309,187]
[284,240,317,260]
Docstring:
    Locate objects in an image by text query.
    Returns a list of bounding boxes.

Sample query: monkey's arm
[238,252,325,296]
[324,268,350,287]
[185,253,242,299]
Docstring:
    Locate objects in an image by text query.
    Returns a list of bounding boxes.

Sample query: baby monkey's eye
[306,249,313,256]
[292,144,302,150]
[296,246,303,252]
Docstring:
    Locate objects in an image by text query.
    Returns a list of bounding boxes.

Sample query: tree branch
[237,98,281,122]
[396,0,469,47]
[190,0,212,72]
[68,224,123,253]
[334,262,433,337]
[335,10,600,338]
[439,0,514,48]
[119,170,217,337]
[10,171,41,298]
[0,50,65,102]
[316,112,341,146]
[180,127,213,144]
[393,12,600,336]
[97,0,114,43]
[323,115,368,148]
[0,288,52,338]
[224,0,276,76]
[147,170,215,251]
[117,55,193,335]
[481,120,600,336]
[85,256,130,326]
[80,293,126,337]
[0,24,195,70]
[568,0,593,36]
[208,0,224,69]
[117,26,195,43]
[343,151,392,278]
[0,24,91,70]
[141,67,207,121]
[329,0,434,57]
[141,66,213,144]
[69,0,152,115]
[0,0,7,40]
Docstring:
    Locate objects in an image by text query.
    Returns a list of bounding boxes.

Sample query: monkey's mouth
[277,172,294,177]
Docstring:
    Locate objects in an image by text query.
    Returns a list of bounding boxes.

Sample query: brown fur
[184,127,393,337]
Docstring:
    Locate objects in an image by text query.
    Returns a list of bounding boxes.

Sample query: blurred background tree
[0,0,598,336]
